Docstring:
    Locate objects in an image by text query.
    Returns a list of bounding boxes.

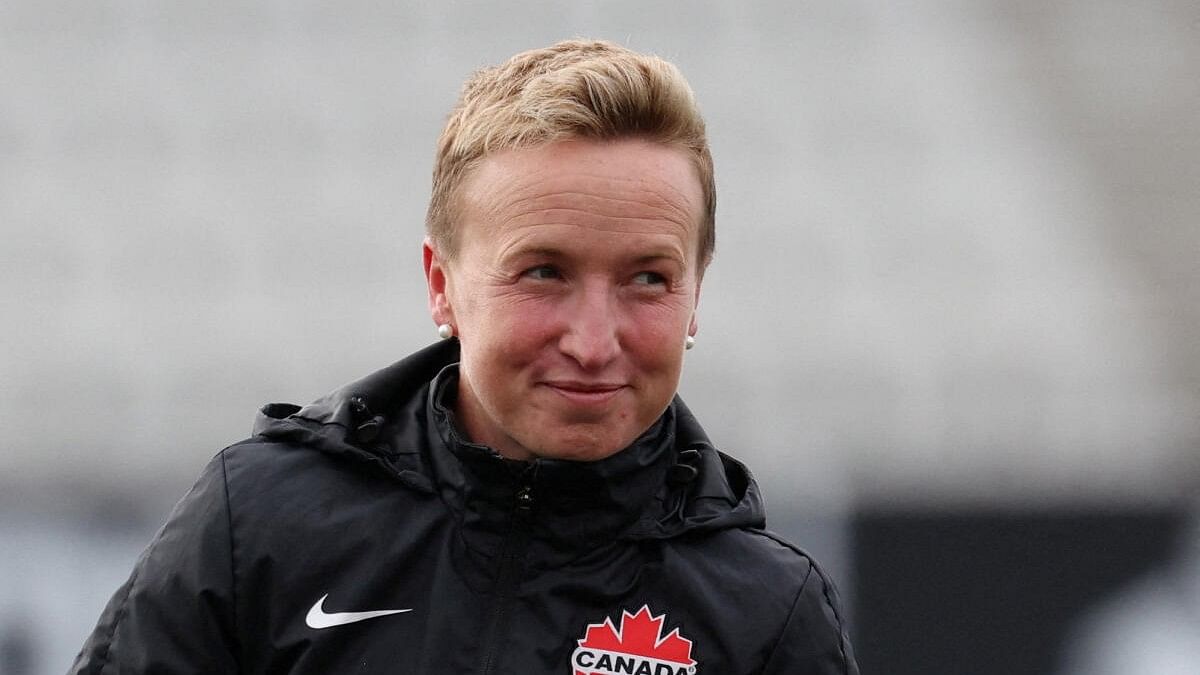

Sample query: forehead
[456,139,705,259]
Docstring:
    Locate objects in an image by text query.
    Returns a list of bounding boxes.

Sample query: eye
[632,271,667,286]
[523,265,561,281]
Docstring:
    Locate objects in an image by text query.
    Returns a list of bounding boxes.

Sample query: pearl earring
[437,323,454,340]
[685,335,696,350]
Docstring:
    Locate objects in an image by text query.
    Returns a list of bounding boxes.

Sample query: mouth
[541,381,626,405]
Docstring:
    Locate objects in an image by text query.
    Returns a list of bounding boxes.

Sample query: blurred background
[2,1,1198,673]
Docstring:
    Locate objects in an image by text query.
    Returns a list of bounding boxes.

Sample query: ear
[423,237,455,329]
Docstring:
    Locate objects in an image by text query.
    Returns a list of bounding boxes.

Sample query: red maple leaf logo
[571,606,697,675]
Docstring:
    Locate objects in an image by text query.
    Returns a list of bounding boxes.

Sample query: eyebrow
[504,247,686,268]
[510,246,566,260]
[631,252,685,265]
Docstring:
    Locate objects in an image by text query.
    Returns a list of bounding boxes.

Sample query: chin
[527,429,630,462]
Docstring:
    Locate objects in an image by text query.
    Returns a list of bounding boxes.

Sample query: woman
[72,40,858,674]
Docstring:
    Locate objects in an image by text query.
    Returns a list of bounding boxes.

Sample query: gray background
[2,1,1198,672]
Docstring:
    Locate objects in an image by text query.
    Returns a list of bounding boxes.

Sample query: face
[424,138,706,462]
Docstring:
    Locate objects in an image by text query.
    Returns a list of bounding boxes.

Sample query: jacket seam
[94,548,144,673]
[760,552,853,673]
[811,561,853,672]
[220,449,241,668]
[763,562,815,668]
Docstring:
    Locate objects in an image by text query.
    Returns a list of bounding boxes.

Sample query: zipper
[478,473,535,674]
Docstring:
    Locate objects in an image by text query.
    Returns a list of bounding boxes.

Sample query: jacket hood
[251,340,766,539]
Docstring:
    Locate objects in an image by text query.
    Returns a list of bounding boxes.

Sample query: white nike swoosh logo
[305,593,412,629]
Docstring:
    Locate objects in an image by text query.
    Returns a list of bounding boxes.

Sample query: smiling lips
[542,381,626,405]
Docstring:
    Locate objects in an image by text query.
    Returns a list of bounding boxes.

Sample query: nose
[558,284,621,370]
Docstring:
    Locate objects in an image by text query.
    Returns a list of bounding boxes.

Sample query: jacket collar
[425,363,680,551]
[250,340,766,553]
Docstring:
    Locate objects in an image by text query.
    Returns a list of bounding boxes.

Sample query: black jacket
[72,341,858,674]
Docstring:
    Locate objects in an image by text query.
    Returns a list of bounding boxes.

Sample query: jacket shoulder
[744,529,859,674]
[220,430,432,492]
[643,525,858,673]
[70,452,239,673]
[216,436,435,544]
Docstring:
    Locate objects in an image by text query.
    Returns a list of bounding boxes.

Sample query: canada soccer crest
[571,605,698,675]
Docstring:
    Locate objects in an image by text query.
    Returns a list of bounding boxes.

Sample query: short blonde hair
[427,39,715,264]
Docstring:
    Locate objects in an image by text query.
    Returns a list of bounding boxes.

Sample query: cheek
[464,295,560,357]
[621,329,685,384]
[625,300,693,350]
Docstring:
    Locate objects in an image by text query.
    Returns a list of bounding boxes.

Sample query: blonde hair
[427,39,715,264]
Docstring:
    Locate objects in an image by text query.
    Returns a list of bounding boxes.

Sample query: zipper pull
[514,485,533,514]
